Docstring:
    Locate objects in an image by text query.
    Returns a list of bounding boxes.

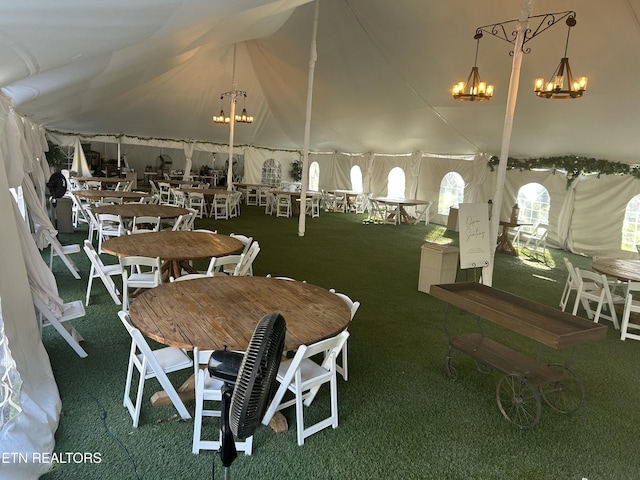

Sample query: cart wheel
[442,360,458,381]
[541,364,585,414]
[496,374,541,429]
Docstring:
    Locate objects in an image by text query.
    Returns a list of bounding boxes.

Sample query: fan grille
[230,313,286,439]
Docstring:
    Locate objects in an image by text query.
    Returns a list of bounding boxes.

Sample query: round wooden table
[591,258,640,282]
[101,230,243,279]
[129,276,351,427]
[93,203,188,219]
[129,275,351,352]
[73,190,147,202]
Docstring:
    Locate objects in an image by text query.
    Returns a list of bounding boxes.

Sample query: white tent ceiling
[1,0,639,162]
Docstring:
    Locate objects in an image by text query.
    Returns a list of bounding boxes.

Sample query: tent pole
[227,44,238,191]
[483,0,534,286]
[298,0,320,237]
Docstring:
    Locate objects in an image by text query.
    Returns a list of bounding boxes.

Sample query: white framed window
[438,172,464,215]
[387,167,405,198]
[350,165,363,193]
[622,195,640,251]
[516,182,550,226]
[309,161,320,191]
[261,158,282,187]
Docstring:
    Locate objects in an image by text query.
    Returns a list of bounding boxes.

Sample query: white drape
[70,137,91,176]
[183,141,195,181]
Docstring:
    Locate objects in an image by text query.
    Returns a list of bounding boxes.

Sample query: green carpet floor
[38,207,640,480]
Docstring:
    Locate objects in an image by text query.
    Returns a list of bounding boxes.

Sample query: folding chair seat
[262,331,350,446]
[620,282,640,341]
[32,293,87,358]
[572,268,624,329]
[83,240,122,306]
[120,256,162,310]
[328,289,360,381]
[117,311,192,427]
[192,347,253,455]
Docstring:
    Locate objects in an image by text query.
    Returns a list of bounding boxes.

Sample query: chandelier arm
[476,10,576,52]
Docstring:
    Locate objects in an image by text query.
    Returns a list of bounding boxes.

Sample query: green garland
[487,155,640,186]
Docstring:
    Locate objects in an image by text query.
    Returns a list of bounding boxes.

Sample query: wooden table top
[93,203,188,219]
[373,197,431,206]
[101,230,242,261]
[592,258,640,282]
[180,188,229,196]
[73,190,146,201]
[73,176,122,184]
[128,276,351,351]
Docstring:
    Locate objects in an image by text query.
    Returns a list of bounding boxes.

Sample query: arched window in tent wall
[261,158,282,187]
[516,183,550,227]
[622,195,640,252]
[309,161,320,191]
[350,165,363,193]
[438,171,464,215]
[387,167,405,198]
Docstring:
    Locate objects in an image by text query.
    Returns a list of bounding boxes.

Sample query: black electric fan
[207,312,287,479]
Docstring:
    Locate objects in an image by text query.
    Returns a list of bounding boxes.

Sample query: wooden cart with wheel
[430,282,607,429]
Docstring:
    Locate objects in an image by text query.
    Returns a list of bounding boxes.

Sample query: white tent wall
[0,105,60,478]
[570,174,640,258]
[244,147,300,184]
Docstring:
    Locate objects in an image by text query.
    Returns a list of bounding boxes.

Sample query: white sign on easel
[458,203,491,270]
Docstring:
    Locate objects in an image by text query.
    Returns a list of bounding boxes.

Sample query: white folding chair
[158,182,172,204]
[212,194,230,220]
[221,234,253,275]
[129,216,161,234]
[191,347,253,455]
[262,331,350,446]
[83,240,122,306]
[187,191,207,218]
[572,268,624,329]
[32,293,87,358]
[328,289,360,381]
[206,242,260,277]
[120,256,162,310]
[276,194,291,218]
[620,282,640,341]
[42,228,81,279]
[264,191,276,215]
[117,311,192,427]
[97,213,125,253]
[519,223,549,262]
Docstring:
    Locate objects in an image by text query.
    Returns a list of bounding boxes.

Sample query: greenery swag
[487,155,640,187]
